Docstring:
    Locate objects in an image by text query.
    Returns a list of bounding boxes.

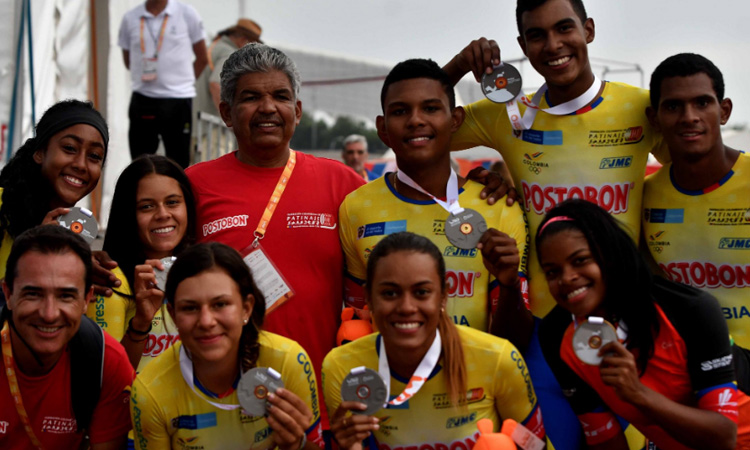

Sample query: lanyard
[252,150,297,247]
[505,75,602,131]
[179,345,241,410]
[377,330,441,406]
[2,322,44,450]
[396,168,463,215]
[139,15,169,57]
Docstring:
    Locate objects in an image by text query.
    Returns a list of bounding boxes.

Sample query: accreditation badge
[241,241,294,313]
[141,56,158,82]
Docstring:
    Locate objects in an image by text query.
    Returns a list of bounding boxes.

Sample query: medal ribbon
[396,168,463,215]
[2,322,44,450]
[179,345,241,410]
[505,75,602,131]
[252,150,297,247]
[139,15,169,57]
[378,330,441,406]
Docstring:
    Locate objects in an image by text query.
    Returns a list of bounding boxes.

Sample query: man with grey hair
[341,134,373,181]
[185,43,364,434]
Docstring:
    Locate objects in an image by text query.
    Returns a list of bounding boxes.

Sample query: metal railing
[193,111,236,164]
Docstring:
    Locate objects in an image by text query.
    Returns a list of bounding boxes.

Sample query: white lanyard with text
[396,169,464,215]
[377,330,441,406]
[505,75,602,132]
[179,345,241,410]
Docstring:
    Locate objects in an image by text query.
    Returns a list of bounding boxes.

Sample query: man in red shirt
[0,226,134,449]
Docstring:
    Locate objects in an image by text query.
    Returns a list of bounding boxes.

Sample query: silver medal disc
[572,319,618,365]
[237,367,285,417]
[444,208,488,250]
[481,63,523,103]
[57,207,98,244]
[341,367,387,416]
[154,256,177,291]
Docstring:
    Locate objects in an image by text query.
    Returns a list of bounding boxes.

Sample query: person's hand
[267,388,314,450]
[466,166,518,206]
[92,250,120,297]
[41,207,70,225]
[477,229,520,288]
[444,37,501,84]
[599,340,649,405]
[330,402,380,450]
[132,260,165,330]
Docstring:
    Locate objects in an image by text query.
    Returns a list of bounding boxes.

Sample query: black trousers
[128,92,192,168]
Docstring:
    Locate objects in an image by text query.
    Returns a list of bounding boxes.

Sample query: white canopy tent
[0,0,141,229]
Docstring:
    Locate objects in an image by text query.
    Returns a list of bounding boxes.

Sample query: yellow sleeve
[321,350,345,421]
[130,377,171,450]
[451,99,509,151]
[338,197,366,281]
[493,340,538,424]
[282,341,322,429]
[85,267,134,341]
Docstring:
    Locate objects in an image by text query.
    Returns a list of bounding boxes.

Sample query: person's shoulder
[603,81,651,104]
[136,343,182,385]
[258,330,307,356]
[342,175,387,204]
[323,333,378,366]
[102,331,135,383]
[296,152,366,189]
[456,325,513,356]
[122,3,145,21]
[643,162,672,189]
[653,276,721,318]
[186,152,235,179]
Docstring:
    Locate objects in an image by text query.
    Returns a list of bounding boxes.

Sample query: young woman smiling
[322,232,546,448]
[130,242,323,449]
[537,199,750,450]
[0,100,108,280]
[86,155,195,371]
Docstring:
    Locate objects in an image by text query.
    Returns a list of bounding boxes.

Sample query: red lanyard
[2,321,44,449]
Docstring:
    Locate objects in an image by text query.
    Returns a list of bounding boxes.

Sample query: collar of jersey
[194,372,241,399]
[385,171,465,205]
[669,162,738,196]
[543,81,607,115]
[375,334,442,383]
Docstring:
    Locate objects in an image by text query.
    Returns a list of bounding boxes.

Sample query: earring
[243,318,248,324]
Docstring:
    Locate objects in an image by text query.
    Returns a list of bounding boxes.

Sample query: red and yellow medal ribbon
[252,150,297,246]
[2,321,44,449]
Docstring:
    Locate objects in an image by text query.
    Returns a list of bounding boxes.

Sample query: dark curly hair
[536,199,659,373]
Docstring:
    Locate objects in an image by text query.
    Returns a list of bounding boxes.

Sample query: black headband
[34,103,109,152]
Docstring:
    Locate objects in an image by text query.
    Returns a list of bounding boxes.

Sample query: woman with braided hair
[129,242,324,449]
[0,99,107,279]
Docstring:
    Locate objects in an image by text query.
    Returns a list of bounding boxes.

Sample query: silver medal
[154,256,177,291]
[57,207,98,244]
[444,208,488,250]
[237,367,285,416]
[341,367,387,416]
[572,318,618,365]
[481,63,523,103]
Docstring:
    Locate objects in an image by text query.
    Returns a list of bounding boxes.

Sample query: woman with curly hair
[0,99,107,279]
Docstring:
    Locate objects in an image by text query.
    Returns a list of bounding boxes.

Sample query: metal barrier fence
[193,111,236,164]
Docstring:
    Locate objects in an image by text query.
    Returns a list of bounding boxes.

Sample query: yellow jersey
[452,82,666,318]
[643,151,750,347]
[130,332,324,449]
[322,326,544,448]
[339,177,528,331]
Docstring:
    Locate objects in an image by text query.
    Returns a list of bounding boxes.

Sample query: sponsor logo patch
[588,127,644,146]
[707,208,750,226]
[287,212,337,229]
[599,156,633,169]
[719,238,750,249]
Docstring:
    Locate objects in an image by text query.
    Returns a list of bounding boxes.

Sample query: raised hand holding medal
[396,168,487,250]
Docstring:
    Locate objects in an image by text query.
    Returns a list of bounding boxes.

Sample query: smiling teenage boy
[339,59,533,348]
[442,0,666,448]
[643,53,750,350]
